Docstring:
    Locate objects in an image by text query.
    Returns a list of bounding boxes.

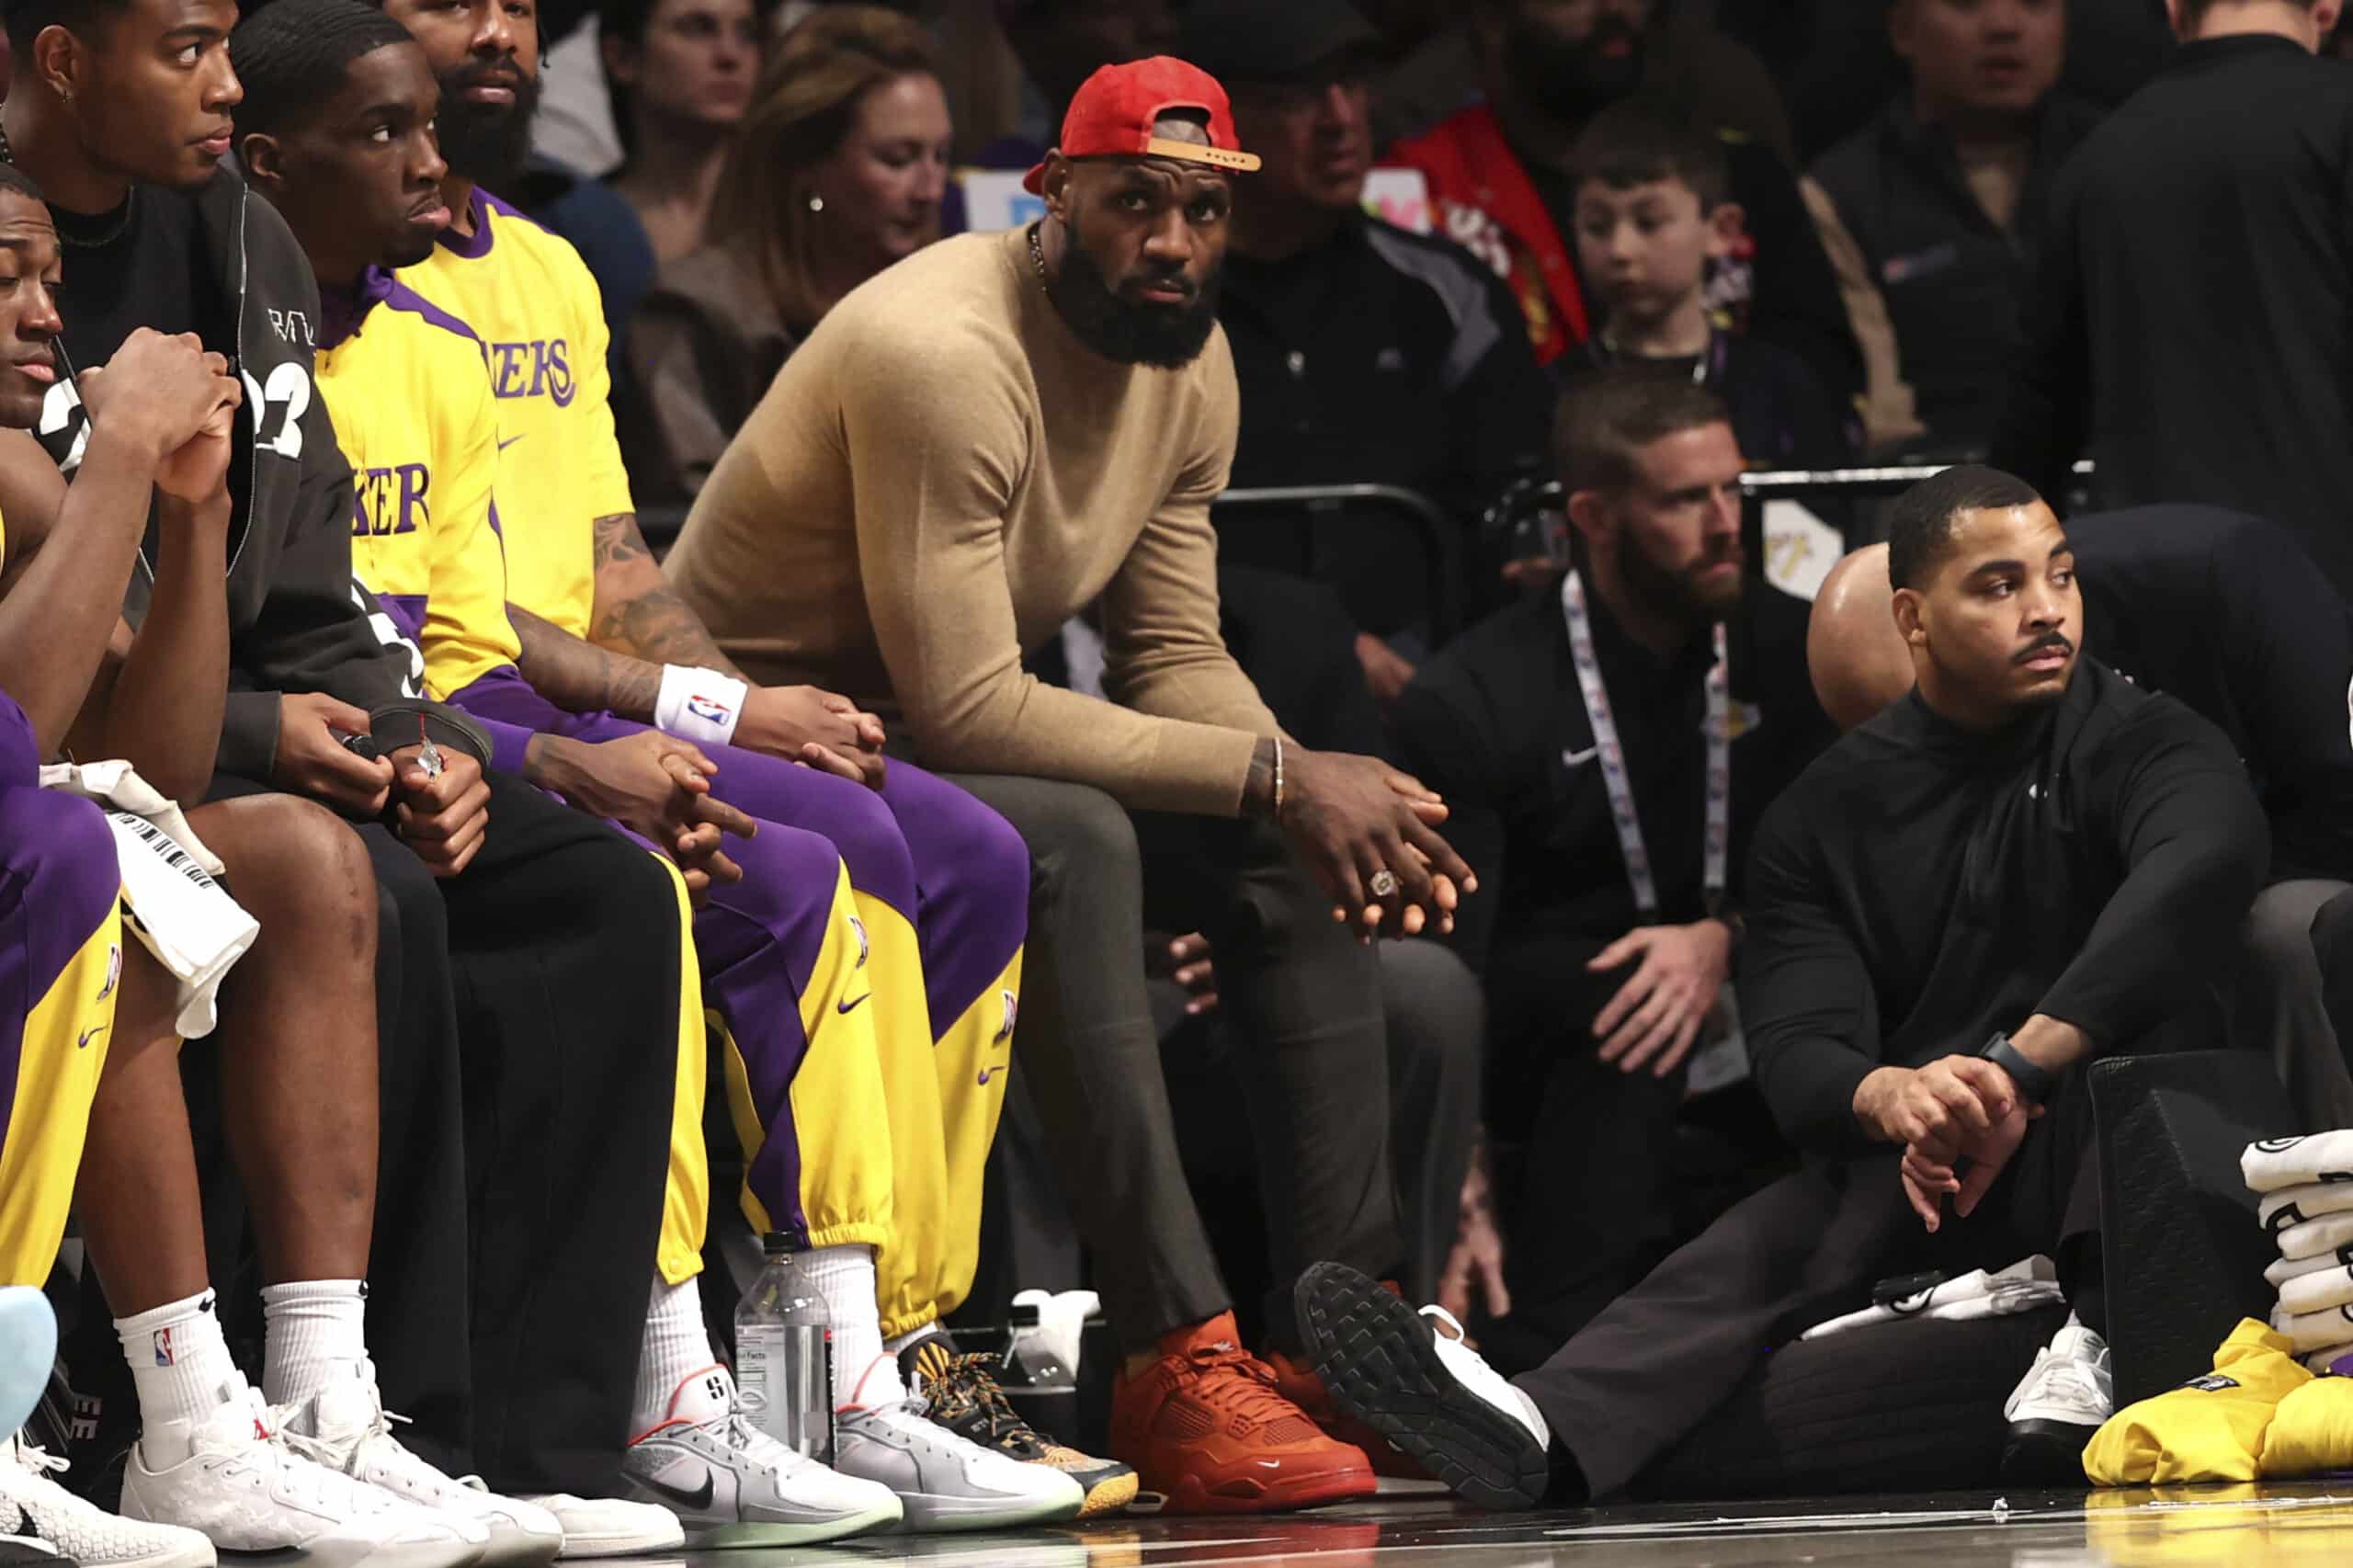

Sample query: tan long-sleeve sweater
[663,226,1277,816]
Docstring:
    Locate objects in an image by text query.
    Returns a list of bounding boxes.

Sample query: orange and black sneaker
[902,1341,1139,1520]
[1261,1347,1436,1485]
[1108,1312,1375,1516]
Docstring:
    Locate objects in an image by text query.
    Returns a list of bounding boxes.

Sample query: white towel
[1799,1256,2062,1342]
[2279,1210,2353,1263]
[2284,1265,2353,1318]
[2262,1180,2353,1235]
[2279,1300,2353,1353]
[2271,1251,2349,1288]
[40,761,256,1038]
[2245,1134,2353,1194]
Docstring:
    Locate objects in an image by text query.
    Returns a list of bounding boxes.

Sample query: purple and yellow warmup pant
[0,694,119,1286]
[460,686,1027,1338]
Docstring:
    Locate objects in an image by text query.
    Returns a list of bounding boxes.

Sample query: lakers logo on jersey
[847,913,869,969]
[993,988,1018,1045]
[483,338,574,407]
[97,941,119,1005]
[352,463,431,537]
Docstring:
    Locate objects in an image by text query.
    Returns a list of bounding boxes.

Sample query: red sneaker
[1262,1348,1435,1483]
[1108,1313,1376,1515]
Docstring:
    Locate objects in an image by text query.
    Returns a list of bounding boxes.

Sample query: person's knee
[1023,780,1138,898]
[923,792,1031,915]
[201,793,379,946]
[1381,939,1484,1084]
[806,776,917,909]
[722,821,853,930]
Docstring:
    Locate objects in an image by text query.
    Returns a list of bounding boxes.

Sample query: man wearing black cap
[669,56,1478,1516]
[1183,0,1551,702]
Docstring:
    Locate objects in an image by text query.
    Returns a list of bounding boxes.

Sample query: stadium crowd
[1,0,2352,1556]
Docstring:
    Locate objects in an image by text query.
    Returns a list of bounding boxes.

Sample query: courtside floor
[661,1485,2353,1565]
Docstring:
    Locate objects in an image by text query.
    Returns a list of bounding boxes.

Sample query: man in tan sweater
[666,57,1474,1514]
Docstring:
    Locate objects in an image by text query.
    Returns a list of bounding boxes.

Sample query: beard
[433,62,541,192]
[1623,528,1742,625]
[1503,9,1647,124]
[1046,217,1222,370]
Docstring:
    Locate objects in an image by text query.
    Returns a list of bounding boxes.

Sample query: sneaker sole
[679,1501,901,1550]
[888,1489,1083,1534]
[1151,1465,1375,1517]
[31,1539,213,1568]
[1292,1263,1548,1514]
[471,1528,561,1568]
[1068,1471,1139,1520]
[2001,1419,2095,1487]
[270,1536,488,1568]
[545,1526,683,1561]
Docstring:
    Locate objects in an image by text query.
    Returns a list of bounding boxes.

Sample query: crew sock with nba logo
[116,1289,238,1430]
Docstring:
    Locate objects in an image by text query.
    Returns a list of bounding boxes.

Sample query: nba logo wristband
[657,664,749,748]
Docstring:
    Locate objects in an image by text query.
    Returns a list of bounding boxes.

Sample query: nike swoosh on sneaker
[641,1469,714,1510]
[837,994,871,1016]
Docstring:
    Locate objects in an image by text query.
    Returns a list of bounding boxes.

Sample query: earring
[807,193,824,213]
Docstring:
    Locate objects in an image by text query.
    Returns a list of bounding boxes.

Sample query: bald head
[1808,543,1916,731]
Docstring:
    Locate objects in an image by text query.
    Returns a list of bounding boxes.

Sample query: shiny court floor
[660,1484,2353,1566]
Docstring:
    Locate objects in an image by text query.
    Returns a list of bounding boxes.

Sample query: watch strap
[1980,1031,2057,1105]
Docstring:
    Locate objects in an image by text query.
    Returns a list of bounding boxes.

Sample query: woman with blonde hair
[621,4,953,509]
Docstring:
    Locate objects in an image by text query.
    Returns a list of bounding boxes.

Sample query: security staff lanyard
[1561,569,1729,921]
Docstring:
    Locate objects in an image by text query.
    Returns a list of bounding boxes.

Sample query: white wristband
[655,665,748,748]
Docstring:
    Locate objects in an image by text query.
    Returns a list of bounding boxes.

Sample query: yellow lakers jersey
[315,271,523,702]
[398,190,631,642]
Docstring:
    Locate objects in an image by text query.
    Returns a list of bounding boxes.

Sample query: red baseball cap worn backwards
[1023,56,1263,195]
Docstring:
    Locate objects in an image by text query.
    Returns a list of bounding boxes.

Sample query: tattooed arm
[588,510,747,676]
[508,602,663,721]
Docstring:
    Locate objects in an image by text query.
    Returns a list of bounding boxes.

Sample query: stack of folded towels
[2245,1132,2353,1374]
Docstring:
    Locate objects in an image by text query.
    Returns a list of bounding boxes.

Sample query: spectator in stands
[0,187,531,1566]
[601,0,760,262]
[1183,0,1551,702]
[374,0,1122,1522]
[623,5,949,510]
[1810,0,2097,459]
[1812,506,2353,1127]
[666,58,1482,1514]
[1562,101,1855,473]
[1385,0,1863,412]
[1391,369,1835,1356]
[1993,0,2353,602]
[0,0,691,1546]
[1297,465,2271,1509]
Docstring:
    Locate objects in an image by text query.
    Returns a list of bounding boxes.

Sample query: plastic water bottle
[734,1232,834,1462]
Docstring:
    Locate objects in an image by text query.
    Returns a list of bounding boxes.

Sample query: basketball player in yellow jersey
[375,0,1133,1519]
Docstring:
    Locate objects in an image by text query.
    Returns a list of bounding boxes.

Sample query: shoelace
[922,1354,1034,1447]
[1181,1342,1305,1429]
[6,1438,70,1489]
[2035,1358,2106,1408]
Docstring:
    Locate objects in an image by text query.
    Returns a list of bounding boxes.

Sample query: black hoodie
[33,166,489,778]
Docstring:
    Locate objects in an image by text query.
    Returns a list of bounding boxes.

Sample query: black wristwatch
[1979,1030,2057,1106]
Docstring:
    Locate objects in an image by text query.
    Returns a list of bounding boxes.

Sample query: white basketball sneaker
[118,1376,486,1568]
[506,1494,682,1560]
[2003,1313,2112,1483]
[620,1366,900,1547]
[277,1369,562,1567]
[0,1436,213,1568]
[831,1358,1083,1533]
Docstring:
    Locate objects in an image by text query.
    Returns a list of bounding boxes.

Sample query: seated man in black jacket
[1292,464,2268,1510]
[1812,505,2353,1124]
[1391,368,1835,1358]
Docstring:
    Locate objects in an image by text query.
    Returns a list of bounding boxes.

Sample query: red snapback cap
[1023,56,1263,194]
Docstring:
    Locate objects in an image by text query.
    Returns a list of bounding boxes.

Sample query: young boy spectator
[1387,0,1862,408]
[1184,0,1552,696]
[1810,0,2100,458]
[1561,100,1856,475]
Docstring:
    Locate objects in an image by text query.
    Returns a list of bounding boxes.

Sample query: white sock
[634,1274,718,1434]
[260,1279,370,1408]
[117,1290,238,1431]
[801,1244,890,1406]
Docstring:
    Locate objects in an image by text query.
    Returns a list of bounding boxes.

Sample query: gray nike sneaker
[831,1358,1083,1534]
[620,1367,899,1548]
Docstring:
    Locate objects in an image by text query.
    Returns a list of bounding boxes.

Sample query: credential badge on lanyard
[1561,569,1729,921]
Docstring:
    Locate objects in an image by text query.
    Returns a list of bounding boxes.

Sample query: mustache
[2013,631,2074,664]
[1586,13,1641,49]
[446,58,527,92]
